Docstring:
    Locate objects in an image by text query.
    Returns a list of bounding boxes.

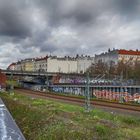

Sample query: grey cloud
[40,44,58,53]
[0,0,140,68]
[0,0,31,37]
[115,0,140,13]
[34,0,98,27]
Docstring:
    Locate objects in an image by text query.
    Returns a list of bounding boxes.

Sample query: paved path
[0,98,25,140]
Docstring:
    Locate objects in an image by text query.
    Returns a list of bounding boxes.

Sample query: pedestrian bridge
[1,69,84,77]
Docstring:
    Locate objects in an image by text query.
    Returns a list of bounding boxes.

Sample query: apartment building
[77,55,95,73]
[8,55,95,73]
[95,49,118,65]
[95,49,140,65]
[14,61,22,71]
[12,59,35,71]
[118,49,140,64]
[7,63,16,70]
[34,56,48,72]
[47,56,77,73]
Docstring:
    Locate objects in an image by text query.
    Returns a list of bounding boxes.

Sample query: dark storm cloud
[115,0,140,13]
[34,0,99,27]
[33,0,140,30]
[112,0,140,22]
[1,0,140,68]
[63,7,95,27]
[0,0,31,37]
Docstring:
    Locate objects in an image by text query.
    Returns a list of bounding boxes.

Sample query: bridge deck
[0,98,25,140]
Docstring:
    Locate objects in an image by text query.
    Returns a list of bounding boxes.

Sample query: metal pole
[119,72,124,103]
[10,72,14,94]
[119,87,124,103]
[85,72,91,112]
[46,72,48,92]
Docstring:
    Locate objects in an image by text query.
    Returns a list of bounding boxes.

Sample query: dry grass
[0,92,140,140]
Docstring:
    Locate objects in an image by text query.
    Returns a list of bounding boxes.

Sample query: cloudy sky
[0,0,140,68]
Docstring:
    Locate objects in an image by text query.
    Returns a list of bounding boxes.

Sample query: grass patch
[0,92,140,140]
[95,124,109,136]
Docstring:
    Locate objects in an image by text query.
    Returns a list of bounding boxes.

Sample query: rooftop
[118,49,140,55]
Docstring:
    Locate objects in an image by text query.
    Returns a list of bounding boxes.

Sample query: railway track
[15,88,140,112]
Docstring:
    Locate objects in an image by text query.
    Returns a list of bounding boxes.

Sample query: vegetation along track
[15,88,140,112]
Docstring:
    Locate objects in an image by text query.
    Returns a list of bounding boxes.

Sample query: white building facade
[95,49,118,65]
[7,63,16,70]
[34,57,48,72]
[15,62,22,71]
[47,57,77,73]
[77,56,95,73]
[95,49,140,65]
[8,55,95,73]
